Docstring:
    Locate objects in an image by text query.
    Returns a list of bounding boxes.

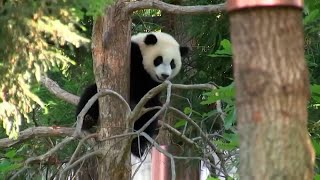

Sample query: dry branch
[10,137,75,179]
[158,121,195,145]
[40,76,79,105]
[126,1,226,15]
[0,126,74,148]
[75,89,131,135]
[168,106,228,176]
[7,81,226,178]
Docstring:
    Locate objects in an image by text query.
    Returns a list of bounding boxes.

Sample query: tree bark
[91,1,132,179]
[230,7,315,179]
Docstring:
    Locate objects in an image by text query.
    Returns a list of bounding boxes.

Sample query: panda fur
[76,32,189,157]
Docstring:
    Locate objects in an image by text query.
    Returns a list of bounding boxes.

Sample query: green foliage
[0,0,114,138]
[208,39,232,58]
[312,139,320,156]
[315,174,320,180]
[0,0,93,137]
[214,133,239,151]
[311,84,320,103]
[201,83,235,105]
[0,148,23,178]
[207,177,220,180]
[77,0,115,18]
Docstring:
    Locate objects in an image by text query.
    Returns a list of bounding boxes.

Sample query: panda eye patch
[154,56,163,67]
[170,59,176,69]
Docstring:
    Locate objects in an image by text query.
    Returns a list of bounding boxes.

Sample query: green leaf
[220,39,232,51]
[214,133,239,150]
[214,140,238,150]
[311,84,320,103]
[174,120,186,128]
[304,9,320,25]
[315,174,320,180]
[0,160,22,173]
[207,177,220,180]
[5,150,16,159]
[184,107,192,115]
[312,139,320,156]
[208,39,232,58]
[223,133,239,142]
[224,108,236,130]
[201,83,235,105]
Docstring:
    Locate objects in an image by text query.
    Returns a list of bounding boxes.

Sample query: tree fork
[92,0,132,179]
[229,6,315,179]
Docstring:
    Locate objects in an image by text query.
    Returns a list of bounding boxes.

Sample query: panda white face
[131,32,188,83]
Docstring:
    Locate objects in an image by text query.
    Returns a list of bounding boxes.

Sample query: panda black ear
[144,34,158,45]
[180,46,189,57]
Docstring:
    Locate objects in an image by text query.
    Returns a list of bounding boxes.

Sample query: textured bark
[230,7,315,179]
[92,1,132,179]
[0,126,74,148]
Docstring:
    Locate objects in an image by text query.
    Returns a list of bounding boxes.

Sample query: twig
[9,166,28,180]
[131,150,150,180]
[172,83,216,90]
[75,89,131,135]
[61,150,104,175]
[68,133,98,165]
[0,126,75,148]
[10,137,75,179]
[126,1,226,15]
[168,106,228,177]
[158,121,195,145]
[140,132,176,180]
[129,82,168,124]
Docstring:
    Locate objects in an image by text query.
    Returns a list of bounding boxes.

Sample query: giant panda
[76,32,189,157]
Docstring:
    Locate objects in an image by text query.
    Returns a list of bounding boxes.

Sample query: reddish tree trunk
[230,7,315,179]
[91,1,132,179]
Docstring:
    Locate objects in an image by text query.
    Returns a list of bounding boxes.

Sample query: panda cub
[76,32,189,157]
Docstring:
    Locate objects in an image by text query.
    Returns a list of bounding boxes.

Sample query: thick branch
[126,1,226,15]
[40,76,79,105]
[0,126,75,148]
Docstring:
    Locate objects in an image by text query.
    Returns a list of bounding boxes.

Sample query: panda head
[132,32,189,83]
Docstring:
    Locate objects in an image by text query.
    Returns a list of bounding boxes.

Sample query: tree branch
[75,89,131,135]
[158,121,195,145]
[10,137,75,180]
[126,1,226,15]
[40,76,79,105]
[0,126,75,148]
[168,106,228,176]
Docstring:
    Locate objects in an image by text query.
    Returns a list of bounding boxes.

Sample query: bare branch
[0,126,75,148]
[68,133,98,165]
[10,137,75,179]
[61,150,104,176]
[168,106,228,176]
[25,137,75,164]
[158,121,195,146]
[40,76,79,105]
[75,89,131,135]
[126,1,226,15]
[172,83,216,90]
[140,132,176,180]
[7,81,227,178]
[129,82,168,123]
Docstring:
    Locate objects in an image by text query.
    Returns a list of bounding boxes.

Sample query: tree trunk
[230,7,315,179]
[91,1,132,179]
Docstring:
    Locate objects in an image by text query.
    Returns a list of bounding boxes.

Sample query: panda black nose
[161,74,169,79]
